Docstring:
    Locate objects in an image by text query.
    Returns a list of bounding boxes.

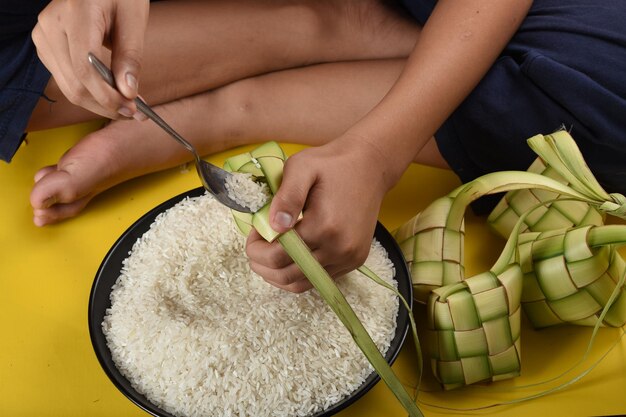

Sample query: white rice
[224,172,271,212]
[103,193,399,417]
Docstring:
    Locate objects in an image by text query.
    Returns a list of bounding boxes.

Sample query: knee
[211,77,262,141]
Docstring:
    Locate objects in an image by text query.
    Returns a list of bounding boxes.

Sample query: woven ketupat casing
[394,196,465,304]
[487,158,625,329]
[488,158,604,239]
[394,191,523,390]
[428,265,523,389]
[518,225,626,328]
[394,184,525,389]
[394,131,626,389]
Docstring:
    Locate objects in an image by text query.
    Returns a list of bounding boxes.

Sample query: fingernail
[33,216,45,227]
[118,107,134,118]
[133,111,148,121]
[274,211,294,229]
[125,72,138,92]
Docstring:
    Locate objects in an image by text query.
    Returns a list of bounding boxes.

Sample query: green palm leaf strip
[359,264,423,397]
[395,130,625,300]
[487,157,605,242]
[224,142,423,417]
[393,130,626,389]
[421,199,626,409]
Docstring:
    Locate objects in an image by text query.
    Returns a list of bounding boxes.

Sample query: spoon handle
[132,98,197,157]
[87,53,197,157]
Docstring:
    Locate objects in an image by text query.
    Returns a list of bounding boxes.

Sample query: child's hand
[245,137,393,293]
[32,0,149,119]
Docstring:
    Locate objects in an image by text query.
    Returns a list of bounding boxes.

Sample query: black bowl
[89,187,413,417]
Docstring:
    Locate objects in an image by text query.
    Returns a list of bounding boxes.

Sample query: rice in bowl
[103,193,399,417]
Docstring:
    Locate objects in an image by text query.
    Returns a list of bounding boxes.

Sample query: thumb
[269,159,316,233]
[110,0,149,100]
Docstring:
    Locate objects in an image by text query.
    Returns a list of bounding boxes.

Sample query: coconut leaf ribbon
[221,130,625,405]
[395,131,625,303]
[393,130,626,389]
[489,132,626,329]
[527,132,626,218]
[224,142,423,417]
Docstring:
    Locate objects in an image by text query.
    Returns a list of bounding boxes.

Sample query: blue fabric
[0,0,51,162]
[0,1,50,41]
[400,0,626,212]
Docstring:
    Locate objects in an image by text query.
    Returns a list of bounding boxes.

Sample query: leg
[27,0,419,130]
[31,58,447,226]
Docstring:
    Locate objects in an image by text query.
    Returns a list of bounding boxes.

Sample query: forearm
[343,0,533,189]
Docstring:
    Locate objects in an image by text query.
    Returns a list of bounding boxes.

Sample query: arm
[247,0,533,292]
[349,0,533,189]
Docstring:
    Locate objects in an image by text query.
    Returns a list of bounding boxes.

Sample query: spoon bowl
[88,53,252,213]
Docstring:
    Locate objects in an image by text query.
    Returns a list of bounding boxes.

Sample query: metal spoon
[87,53,252,213]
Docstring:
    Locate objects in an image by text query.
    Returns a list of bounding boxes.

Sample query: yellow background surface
[1,123,625,417]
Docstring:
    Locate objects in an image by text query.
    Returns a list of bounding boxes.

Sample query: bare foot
[29,87,253,226]
[29,112,207,226]
[30,122,152,226]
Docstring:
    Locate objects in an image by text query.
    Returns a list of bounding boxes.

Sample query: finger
[291,216,327,255]
[65,10,134,117]
[67,44,133,118]
[38,22,122,119]
[249,245,338,286]
[32,25,73,104]
[249,260,307,288]
[269,155,317,233]
[246,227,323,269]
[246,231,294,269]
[110,0,150,100]
[324,264,357,281]
[270,279,314,294]
[133,95,149,121]
[252,261,346,294]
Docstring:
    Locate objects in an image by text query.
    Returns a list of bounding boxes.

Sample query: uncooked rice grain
[103,193,399,417]
[224,172,271,212]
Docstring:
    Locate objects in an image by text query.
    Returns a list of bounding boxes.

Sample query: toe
[34,165,57,183]
[32,197,91,226]
[30,168,57,210]
[30,169,78,209]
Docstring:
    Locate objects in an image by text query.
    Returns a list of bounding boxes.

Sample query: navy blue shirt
[400,0,626,210]
[0,0,51,161]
